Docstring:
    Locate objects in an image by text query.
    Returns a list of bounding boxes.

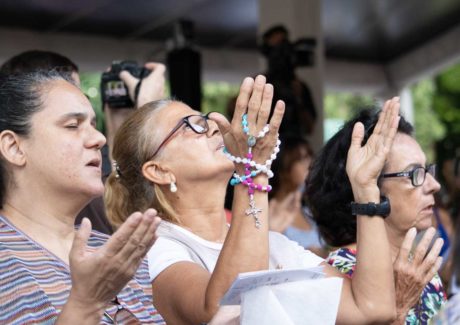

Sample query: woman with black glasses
[105,76,403,324]
[307,108,446,324]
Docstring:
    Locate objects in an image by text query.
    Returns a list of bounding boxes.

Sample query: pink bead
[267,185,272,192]
[247,153,253,159]
[246,177,252,182]
[256,184,262,191]
[248,188,254,195]
[245,163,251,168]
[242,180,248,186]
[245,170,251,176]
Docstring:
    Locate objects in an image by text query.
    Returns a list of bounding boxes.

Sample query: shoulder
[326,248,356,278]
[147,236,196,282]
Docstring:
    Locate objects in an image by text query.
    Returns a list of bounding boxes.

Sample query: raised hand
[68,209,160,307]
[392,227,443,323]
[346,97,400,202]
[210,75,285,167]
[119,62,166,108]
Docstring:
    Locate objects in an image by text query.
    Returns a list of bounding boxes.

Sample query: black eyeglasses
[148,112,211,159]
[103,298,137,324]
[381,164,436,187]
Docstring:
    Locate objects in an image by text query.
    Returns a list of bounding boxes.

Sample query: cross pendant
[245,201,262,220]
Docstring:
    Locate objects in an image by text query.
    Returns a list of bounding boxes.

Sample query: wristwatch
[350,196,391,217]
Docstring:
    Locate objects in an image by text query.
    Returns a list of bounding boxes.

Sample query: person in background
[268,136,326,257]
[260,25,317,138]
[105,75,402,324]
[0,70,164,323]
[306,108,446,324]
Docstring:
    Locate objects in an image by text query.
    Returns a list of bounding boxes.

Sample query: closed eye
[65,123,79,129]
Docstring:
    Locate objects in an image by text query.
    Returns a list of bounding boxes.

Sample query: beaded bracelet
[223,114,281,228]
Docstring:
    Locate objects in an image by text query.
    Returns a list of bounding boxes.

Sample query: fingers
[348,122,365,153]
[412,227,436,265]
[256,83,274,131]
[247,75,266,131]
[209,112,232,137]
[119,70,138,89]
[115,209,157,262]
[70,218,92,259]
[125,213,161,268]
[423,256,443,284]
[233,77,254,127]
[382,99,400,150]
[372,100,390,135]
[209,112,236,153]
[104,212,143,256]
[144,62,166,74]
[267,100,285,135]
[396,227,417,263]
[421,237,443,270]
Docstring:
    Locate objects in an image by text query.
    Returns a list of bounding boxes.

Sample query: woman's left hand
[392,227,444,323]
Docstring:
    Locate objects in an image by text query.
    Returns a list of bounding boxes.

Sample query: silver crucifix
[245,197,262,228]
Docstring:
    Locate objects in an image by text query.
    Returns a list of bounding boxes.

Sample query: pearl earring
[170,182,177,193]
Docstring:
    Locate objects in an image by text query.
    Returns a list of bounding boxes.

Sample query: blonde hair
[104,99,180,229]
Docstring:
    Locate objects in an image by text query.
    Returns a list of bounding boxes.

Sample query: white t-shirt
[148,221,324,281]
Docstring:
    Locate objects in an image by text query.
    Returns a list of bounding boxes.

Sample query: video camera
[260,25,316,79]
[101,60,151,108]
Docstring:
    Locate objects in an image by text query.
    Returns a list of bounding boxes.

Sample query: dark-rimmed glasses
[103,298,137,324]
[148,113,211,159]
[381,164,436,187]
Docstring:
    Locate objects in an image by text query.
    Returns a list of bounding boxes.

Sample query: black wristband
[350,196,391,217]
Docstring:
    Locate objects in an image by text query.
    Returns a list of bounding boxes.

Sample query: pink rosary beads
[223,114,281,228]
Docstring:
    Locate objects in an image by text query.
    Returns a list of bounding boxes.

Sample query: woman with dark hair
[269,136,326,256]
[0,71,164,324]
[106,75,402,324]
[306,108,446,324]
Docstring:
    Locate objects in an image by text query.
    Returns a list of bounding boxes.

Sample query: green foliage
[324,92,375,121]
[202,82,239,117]
[433,64,460,137]
[411,79,445,162]
[79,72,105,133]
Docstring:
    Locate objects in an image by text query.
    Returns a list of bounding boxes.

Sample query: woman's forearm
[352,192,396,322]
[203,175,270,318]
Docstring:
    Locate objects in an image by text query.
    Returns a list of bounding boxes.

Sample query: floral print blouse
[327,247,446,325]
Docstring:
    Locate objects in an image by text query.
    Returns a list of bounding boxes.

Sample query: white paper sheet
[240,277,343,325]
[221,267,325,305]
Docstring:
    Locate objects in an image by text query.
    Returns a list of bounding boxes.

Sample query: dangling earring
[170,181,177,193]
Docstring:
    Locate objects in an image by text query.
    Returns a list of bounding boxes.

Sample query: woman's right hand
[210,75,285,168]
[64,209,160,319]
[346,97,400,202]
[392,227,443,324]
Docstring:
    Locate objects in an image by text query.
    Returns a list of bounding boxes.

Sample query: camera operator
[103,61,165,161]
[261,25,317,138]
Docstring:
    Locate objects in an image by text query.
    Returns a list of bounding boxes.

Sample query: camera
[101,60,150,108]
[260,25,316,80]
